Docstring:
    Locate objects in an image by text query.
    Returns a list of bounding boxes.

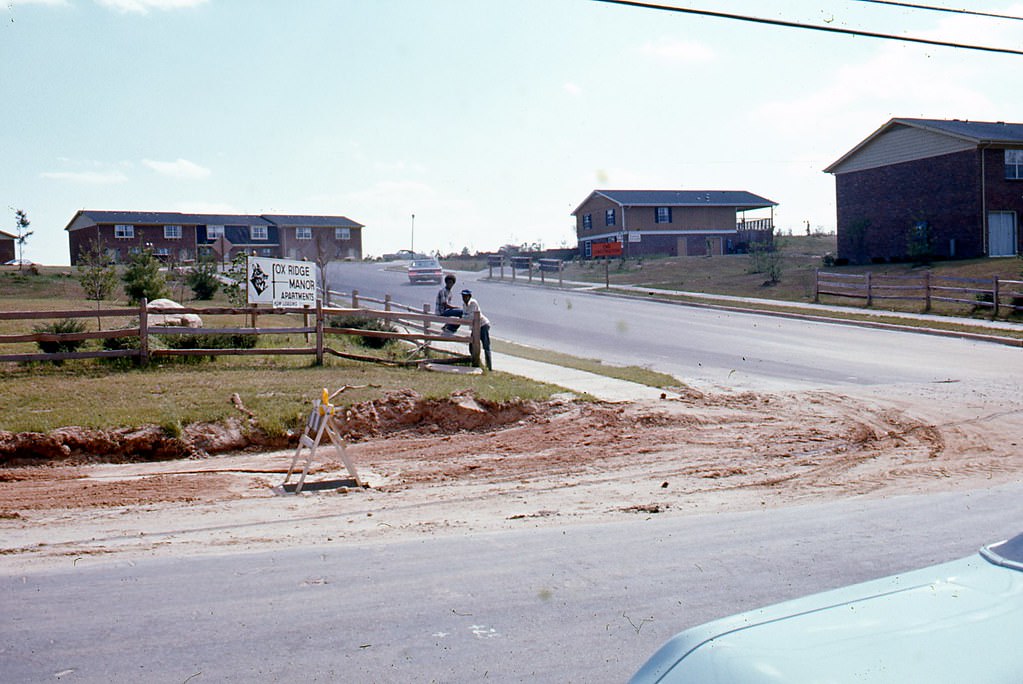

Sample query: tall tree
[13,209,32,271]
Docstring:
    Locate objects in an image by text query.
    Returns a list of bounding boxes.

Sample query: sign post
[247,257,320,309]
[590,241,623,288]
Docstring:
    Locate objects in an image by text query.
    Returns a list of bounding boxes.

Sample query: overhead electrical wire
[853,0,1023,22]
[592,0,1023,56]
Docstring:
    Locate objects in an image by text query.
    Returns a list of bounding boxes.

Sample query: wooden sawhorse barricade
[282,388,363,494]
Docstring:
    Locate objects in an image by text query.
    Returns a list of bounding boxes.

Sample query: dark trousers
[441,307,463,332]
[480,323,492,370]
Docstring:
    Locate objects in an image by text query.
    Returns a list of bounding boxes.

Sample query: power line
[853,0,1023,22]
[593,0,1023,56]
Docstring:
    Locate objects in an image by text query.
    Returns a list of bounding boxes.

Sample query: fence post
[540,266,545,284]
[865,272,873,307]
[422,304,431,351]
[813,269,820,303]
[993,277,1000,317]
[385,294,392,312]
[559,262,563,288]
[352,289,359,309]
[923,271,931,312]
[528,262,533,283]
[139,298,150,366]
[469,311,482,368]
[315,299,324,365]
[500,257,505,280]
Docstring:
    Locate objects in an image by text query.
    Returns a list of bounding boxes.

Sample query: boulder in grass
[148,298,203,328]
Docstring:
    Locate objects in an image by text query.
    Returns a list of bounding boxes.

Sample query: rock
[148,298,203,328]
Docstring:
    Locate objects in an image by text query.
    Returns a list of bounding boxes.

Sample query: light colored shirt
[461,297,490,327]
[436,285,455,313]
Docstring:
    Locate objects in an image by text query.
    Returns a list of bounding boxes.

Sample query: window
[154,247,170,257]
[655,207,672,224]
[335,227,350,240]
[164,224,182,239]
[605,209,615,226]
[1006,150,1023,179]
[114,224,134,239]
[251,225,268,240]
[582,213,592,230]
[296,227,312,240]
[207,225,224,240]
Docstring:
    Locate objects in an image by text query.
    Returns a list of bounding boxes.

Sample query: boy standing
[460,288,491,370]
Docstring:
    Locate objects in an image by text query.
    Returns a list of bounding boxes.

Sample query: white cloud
[94,0,207,14]
[640,38,715,63]
[40,170,128,184]
[143,158,211,180]
[4,0,69,8]
[563,82,583,96]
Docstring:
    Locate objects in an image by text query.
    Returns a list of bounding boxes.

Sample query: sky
[3,0,1023,266]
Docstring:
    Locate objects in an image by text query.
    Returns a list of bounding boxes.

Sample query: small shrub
[159,332,259,350]
[328,315,397,349]
[186,259,221,300]
[34,318,87,362]
[123,249,169,304]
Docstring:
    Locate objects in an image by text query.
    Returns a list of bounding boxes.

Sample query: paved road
[327,261,1023,392]
[5,482,1022,683]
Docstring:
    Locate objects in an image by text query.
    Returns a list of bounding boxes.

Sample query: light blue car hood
[632,547,1023,683]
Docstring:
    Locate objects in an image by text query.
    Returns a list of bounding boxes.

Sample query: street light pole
[411,213,415,257]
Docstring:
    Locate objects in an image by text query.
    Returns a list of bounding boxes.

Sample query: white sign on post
[247,256,319,308]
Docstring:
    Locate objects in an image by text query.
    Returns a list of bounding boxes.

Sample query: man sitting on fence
[435,274,462,334]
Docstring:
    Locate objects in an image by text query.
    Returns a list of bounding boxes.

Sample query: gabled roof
[263,214,363,228]
[824,118,1023,173]
[65,210,363,232]
[572,189,776,215]
[0,230,16,240]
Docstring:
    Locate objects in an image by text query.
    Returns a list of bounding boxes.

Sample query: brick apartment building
[65,210,364,265]
[825,118,1023,263]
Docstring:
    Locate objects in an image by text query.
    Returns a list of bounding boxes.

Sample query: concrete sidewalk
[492,353,676,403]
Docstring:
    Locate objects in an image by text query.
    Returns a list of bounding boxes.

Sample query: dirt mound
[0,390,542,466]
[336,389,541,440]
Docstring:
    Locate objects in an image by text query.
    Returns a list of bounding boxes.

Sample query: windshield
[411,260,438,268]
[981,532,1023,571]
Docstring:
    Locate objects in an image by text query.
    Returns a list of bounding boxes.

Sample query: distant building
[572,190,777,258]
[65,210,364,265]
[0,230,15,263]
[825,118,1023,263]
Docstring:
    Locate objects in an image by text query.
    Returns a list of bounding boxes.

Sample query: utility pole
[411,213,415,257]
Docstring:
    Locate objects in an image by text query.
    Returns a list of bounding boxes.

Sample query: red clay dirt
[1,384,1020,569]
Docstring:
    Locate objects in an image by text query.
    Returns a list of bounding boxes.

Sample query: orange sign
[591,241,623,257]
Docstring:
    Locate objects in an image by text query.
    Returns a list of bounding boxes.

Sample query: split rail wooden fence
[0,290,482,368]
[815,270,1023,316]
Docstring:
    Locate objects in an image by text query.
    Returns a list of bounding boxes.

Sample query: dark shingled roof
[66,210,363,231]
[594,190,776,209]
[824,118,1023,173]
[899,118,1023,144]
[262,214,363,228]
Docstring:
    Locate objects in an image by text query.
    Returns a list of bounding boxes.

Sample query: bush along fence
[486,255,564,286]
[0,294,484,368]
[815,270,1023,316]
